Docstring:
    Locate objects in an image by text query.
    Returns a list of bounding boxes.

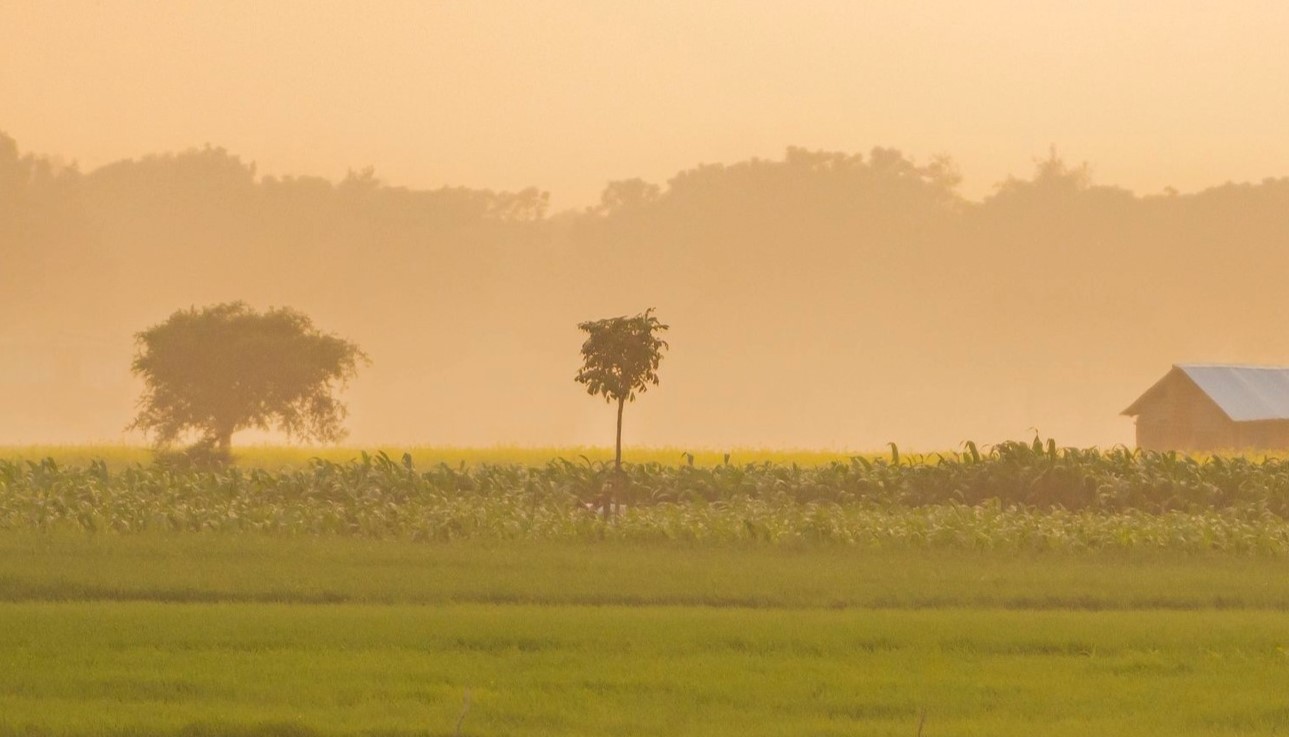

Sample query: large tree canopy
[129,302,366,454]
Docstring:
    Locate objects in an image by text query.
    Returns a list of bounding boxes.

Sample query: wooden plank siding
[1129,370,1289,451]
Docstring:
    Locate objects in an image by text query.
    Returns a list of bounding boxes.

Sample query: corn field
[5,439,1289,552]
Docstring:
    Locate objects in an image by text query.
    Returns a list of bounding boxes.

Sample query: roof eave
[1122,366,1184,417]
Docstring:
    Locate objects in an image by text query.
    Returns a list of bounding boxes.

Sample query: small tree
[129,302,366,459]
[574,308,669,473]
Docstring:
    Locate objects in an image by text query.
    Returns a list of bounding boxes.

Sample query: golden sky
[5,0,1289,207]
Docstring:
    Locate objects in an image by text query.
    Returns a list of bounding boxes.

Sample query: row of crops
[4,440,1289,551]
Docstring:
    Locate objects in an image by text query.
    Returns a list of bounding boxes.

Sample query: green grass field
[4,534,1289,736]
[4,534,1289,609]
[5,601,1288,737]
[6,445,1289,735]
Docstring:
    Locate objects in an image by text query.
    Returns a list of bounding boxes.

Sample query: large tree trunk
[215,427,232,454]
[209,425,234,465]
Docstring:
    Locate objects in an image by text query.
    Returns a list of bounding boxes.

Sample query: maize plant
[4,441,1289,551]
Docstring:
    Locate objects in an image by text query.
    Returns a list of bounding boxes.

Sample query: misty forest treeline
[4,132,1289,448]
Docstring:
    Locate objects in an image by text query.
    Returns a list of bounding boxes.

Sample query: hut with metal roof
[1122,364,1289,451]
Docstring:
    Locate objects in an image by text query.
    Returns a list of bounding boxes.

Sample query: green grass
[6,534,1289,736]
[3,602,1288,736]
[3,533,1289,609]
[7,530,1289,735]
[0,444,861,469]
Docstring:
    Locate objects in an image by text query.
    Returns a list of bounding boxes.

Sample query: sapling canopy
[574,307,669,472]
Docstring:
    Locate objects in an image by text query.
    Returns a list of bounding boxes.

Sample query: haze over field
[5,1,1289,449]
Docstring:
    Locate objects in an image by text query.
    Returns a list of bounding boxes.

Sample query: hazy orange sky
[5,0,1289,208]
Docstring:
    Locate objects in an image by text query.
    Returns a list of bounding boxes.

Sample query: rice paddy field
[4,443,1289,735]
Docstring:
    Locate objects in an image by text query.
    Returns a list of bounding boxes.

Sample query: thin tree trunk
[614,396,625,473]
[611,396,625,519]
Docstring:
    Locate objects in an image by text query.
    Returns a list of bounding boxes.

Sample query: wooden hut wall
[1134,372,1237,451]
[1233,420,1289,450]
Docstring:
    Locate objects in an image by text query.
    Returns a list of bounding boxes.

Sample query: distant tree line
[6,130,1289,448]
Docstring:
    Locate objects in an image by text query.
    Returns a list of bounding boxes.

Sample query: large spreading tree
[574,308,669,473]
[129,302,366,457]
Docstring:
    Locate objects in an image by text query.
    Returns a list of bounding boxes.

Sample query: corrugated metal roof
[1177,364,1289,422]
